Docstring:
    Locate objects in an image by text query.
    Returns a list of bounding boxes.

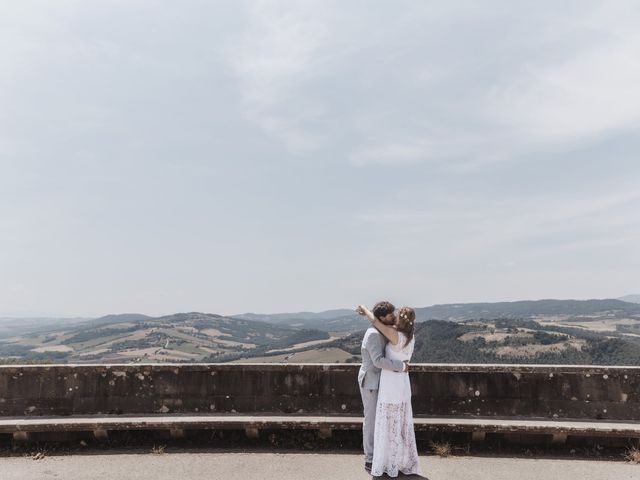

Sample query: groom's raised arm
[365,333,405,372]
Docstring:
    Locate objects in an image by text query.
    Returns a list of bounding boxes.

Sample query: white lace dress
[372,331,420,477]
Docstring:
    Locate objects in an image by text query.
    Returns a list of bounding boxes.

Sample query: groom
[358,301,408,473]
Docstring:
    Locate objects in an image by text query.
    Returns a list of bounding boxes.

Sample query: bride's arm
[356,305,399,345]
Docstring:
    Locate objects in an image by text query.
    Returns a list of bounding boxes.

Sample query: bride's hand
[356,305,377,324]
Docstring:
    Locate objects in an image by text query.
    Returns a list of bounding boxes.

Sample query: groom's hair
[372,301,395,320]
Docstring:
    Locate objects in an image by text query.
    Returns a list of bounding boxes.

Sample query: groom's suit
[358,327,406,464]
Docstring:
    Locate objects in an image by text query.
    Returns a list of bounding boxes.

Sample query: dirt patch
[458,331,533,343]
[537,318,640,332]
[75,348,111,357]
[267,336,340,353]
[485,340,586,358]
[176,326,199,333]
[213,338,256,348]
[201,329,231,338]
[196,346,222,354]
[31,345,74,353]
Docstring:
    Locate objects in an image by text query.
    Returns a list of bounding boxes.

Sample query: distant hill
[235,309,355,322]
[233,309,368,332]
[414,299,640,321]
[410,318,640,365]
[85,313,153,326]
[242,299,640,330]
[619,295,640,304]
[334,317,640,366]
[0,317,91,337]
[0,312,337,364]
[4,298,640,365]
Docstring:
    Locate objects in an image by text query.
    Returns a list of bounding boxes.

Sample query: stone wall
[1,364,639,420]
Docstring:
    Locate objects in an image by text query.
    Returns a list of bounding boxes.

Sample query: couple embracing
[356,301,420,478]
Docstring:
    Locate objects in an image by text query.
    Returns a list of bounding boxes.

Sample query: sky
[1,0,639,317]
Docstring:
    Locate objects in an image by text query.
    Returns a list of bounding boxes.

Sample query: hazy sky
[1,1,639,317]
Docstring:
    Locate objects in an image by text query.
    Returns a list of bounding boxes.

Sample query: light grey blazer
[358,327,405,389]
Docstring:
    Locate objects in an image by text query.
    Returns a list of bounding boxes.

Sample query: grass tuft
[430,441,452,457]
[28,449,47,461]
[624,445,640,463]
[151,444,166,455]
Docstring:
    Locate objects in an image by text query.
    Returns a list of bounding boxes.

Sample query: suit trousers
[359,385,378,463]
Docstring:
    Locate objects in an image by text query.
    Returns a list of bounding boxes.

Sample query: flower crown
[399,311,413,325]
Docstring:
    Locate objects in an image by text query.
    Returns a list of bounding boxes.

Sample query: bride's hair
[396,307,415,347]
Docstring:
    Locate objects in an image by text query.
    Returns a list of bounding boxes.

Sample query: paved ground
[1,452,638,480]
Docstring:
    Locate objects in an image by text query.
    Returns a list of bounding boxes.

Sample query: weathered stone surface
[0,363,639,421]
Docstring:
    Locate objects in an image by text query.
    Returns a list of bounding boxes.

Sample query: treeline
[62,326,139,345]
[0,342,69,363]
[415,299,640,321]
[335,319,640,366]
[409,320,640,365]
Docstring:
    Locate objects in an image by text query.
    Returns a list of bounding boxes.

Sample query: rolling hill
[413,299,640,321]
[3,298,640,365]
[233,309,368,332]
[237,299,640,330]
[620,294,640,304]
[333,317,640,366]
[0,312,344,364]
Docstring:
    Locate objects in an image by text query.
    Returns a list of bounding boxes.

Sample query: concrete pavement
[1,452,638,480]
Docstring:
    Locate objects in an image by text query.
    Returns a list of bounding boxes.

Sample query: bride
[356,304,421,478]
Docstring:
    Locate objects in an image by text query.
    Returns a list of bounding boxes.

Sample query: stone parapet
[1,363,639,421]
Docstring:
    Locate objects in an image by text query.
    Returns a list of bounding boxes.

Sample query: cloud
[343,1,640,168]
[349,141,435,167]
[487,11,640,148]
[356,181,640,261]
[226,0,335,153]
[221,2,640,168]
[2,1,639,313]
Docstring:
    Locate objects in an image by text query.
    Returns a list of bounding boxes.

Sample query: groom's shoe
[364,462,372,473]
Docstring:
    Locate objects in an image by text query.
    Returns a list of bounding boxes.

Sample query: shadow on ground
[1,428,636,464]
